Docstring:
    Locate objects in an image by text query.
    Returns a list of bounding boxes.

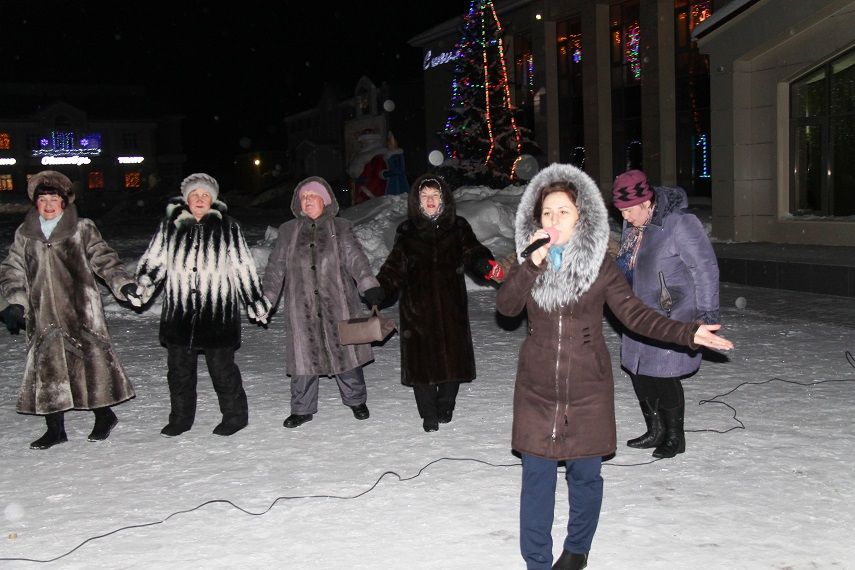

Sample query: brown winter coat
[0,205,136,414]
[376,174,494,386]
[496,164,699,461]
[262,177,380,376]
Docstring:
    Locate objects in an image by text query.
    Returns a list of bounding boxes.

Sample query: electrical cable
[3,351,853,564]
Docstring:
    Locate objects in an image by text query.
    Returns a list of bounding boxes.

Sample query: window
[675,0,713,195]
[121,133,139,150]
[514,33,535,131]
[556,17,584,165]
[790,48,855,216]
[0,133,10,150]
[610,1,642,174]
[88,171,104,189]
[124,171,141,188]
[0,174,13,191]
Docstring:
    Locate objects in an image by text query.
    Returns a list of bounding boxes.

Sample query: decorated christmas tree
[439,0,526,182]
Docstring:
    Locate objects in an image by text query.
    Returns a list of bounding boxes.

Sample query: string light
[625,21,641,80]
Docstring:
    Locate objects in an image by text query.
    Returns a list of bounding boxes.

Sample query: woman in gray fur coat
[0,170,139,449]
[497,163,733,570]
[262,177,384,429]
[612,169,721,459]
[135,173,270,438]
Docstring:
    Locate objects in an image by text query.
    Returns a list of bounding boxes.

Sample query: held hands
[484,259,505,283]
[692,324,734,351]
[363,286,386,308]
[248,296,273,325]
[120,283,143,308]
[0,304,26,335]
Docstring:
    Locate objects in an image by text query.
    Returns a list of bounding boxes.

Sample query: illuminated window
[0,174,13,191]
[88,171,105,189]
[0,133,10,150]
[124,171,142,188]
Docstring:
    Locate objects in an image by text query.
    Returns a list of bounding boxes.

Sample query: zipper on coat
[551,313,563,441]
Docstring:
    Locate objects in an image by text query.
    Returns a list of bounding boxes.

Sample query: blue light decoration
[695,133,710,178]
[571,33,582,64]
[625,22,641,80]
[32,131,102,157]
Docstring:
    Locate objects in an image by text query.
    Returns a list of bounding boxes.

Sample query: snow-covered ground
[1,188,853,569]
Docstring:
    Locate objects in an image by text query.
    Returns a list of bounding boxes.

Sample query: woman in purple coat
[612,169,721,459]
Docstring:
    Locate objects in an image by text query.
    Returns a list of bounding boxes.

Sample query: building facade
[410,0,855,246]
[0,84,185,214]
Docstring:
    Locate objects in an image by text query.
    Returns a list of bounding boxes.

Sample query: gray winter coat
[262,177,380,376]
[497,164,700,461]
[618,186,720,378]
[0,205,136,415]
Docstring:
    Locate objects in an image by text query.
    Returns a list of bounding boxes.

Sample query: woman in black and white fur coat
[135,173,270,438]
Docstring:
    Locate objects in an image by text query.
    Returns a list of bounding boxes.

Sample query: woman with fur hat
[612,169,721,459]
[262,176,383,428]
[0,170,140,449]
[496,163,732,569]
[135,173,270,438]
[375,174,504,432]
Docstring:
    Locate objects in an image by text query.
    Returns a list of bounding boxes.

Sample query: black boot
[88,407,118,441]
[652,404,685,459]
[30,412,67,450]
[553,550,588,569]
[626,399,664,448]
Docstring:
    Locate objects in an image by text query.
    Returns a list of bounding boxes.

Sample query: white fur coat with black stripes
[136,198,270,349]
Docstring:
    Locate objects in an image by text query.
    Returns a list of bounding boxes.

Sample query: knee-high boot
[626,399,665,448]
[652,404,685,459]
[30,412,67,450]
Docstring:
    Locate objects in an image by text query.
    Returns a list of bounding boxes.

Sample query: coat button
[192,267,197,271]
[309,243,315,248]
[311,265,316,270]
[314,289,319,295]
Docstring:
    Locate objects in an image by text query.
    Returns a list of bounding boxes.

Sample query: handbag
[338,306,397,345]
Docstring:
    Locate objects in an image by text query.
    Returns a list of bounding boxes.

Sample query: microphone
[520,227,559,259]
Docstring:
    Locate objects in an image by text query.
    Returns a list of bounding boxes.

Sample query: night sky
[2,2,467,173]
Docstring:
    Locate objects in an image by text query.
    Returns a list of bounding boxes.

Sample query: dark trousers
[166,344,248,428]
[630,373,685,409]
[519,454,603,569]
[412,382,460,420]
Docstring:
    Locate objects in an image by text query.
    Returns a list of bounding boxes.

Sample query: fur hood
[290,176,340,219]
[514,163,610,311]
[407,174,456,230]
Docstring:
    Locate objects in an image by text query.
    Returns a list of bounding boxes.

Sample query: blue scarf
[548,244,565,271]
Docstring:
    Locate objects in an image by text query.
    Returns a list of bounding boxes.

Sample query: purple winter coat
[618,185,720,378]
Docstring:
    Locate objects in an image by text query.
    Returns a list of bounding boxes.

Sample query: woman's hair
[533,181,578,223]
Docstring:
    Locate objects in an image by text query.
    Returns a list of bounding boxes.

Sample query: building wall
[699,0,855,245]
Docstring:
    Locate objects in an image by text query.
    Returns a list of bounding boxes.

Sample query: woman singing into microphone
[496,163,733,570]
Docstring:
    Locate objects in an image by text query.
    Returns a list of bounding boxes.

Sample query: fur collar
[165,196,226,228]
[20,204,80,242]
[514,163,609,310]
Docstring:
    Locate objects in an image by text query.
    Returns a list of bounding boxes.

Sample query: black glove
[471,257,493,278]
[120,283,143,308]
[0,304,26,335]
[363,286,386,308]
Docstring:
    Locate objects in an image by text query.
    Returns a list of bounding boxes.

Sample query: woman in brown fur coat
[0,171,139,449]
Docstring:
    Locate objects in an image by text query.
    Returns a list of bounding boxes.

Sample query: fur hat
[612,169,653,209]
[298,180,332,206]
[180,173,219,202]
[27,170,75,205]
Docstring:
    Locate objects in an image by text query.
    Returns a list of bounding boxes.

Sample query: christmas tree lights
[440,0,524,179]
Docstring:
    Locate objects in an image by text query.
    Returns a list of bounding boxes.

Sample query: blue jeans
[520,453,603,569]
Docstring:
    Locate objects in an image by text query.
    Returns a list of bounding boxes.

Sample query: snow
[1,187,854,569]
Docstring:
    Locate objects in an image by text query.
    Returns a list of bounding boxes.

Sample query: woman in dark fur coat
[135,173,270,438]
[0,170,140,449]
[497,163,733,570]
[376,174,504,432]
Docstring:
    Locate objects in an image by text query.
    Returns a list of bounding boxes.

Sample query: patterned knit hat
[180,173,219,202]
[612,169,653,209]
